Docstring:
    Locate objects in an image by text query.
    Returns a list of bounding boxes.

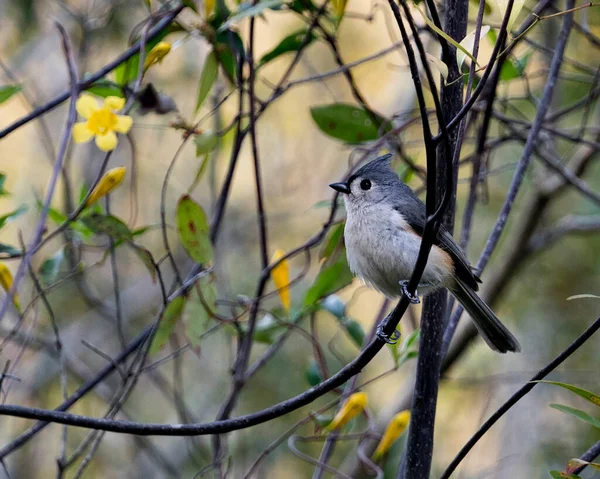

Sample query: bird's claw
[376,324,401,344]
[400,280,420,304]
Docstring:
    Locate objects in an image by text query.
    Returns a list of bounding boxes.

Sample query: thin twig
[440,313,600,478]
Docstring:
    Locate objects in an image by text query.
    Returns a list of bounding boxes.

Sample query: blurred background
[0,0,599,477]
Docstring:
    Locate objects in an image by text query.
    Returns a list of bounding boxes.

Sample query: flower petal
[104,96,126,111]
[95,131,118,151]
[114,114,133,134]
[76,94,99,119]
[271,249,291,313]
[72,122,95,144]
[373,410,410,460]
[86,167,127,206]
[326,392,368,432]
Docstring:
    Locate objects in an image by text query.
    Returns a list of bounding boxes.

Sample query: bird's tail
[451,279,521,353]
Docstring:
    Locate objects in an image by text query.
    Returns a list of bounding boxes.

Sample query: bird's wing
[395,201,481,291]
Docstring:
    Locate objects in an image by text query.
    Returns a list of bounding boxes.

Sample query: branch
[440,314,600,479]
[473,0,575,277]
[573,440,600,475]
[0,25,80,325]
[0,5,184,140]
[526,215,600,254]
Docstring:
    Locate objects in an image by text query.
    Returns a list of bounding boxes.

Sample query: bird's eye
[360,179,371,191]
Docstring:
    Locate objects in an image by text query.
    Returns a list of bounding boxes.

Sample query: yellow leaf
[494,0,527,32]
[144,42,172,71]
[425,54,448,81]
[0,263,20,312]
[373,410,411,460]
[326,392,368,431]
[86,167,127,206]
[271,249,290,313]
[332,0,348,20]
[414,5,480,67]
[457,26,491,71]
[205,0,215,18]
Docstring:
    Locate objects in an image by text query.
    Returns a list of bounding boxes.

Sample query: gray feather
[451,279,521,353]
[341,155,521,354]
[352,158,480,289]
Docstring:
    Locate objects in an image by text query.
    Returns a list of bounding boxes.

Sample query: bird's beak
[329,182,350,194]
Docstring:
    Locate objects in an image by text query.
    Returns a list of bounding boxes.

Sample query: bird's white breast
[344,201,452,297]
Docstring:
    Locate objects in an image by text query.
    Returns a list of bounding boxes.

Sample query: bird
[329,154,521,353]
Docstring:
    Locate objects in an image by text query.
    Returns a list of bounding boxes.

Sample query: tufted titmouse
[329,154,520,353]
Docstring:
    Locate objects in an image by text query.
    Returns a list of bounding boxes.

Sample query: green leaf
[566,458,600,474]
[344,319,365,347]
[304,254,353,306]
[184,276,217,348]
[306,360,323,386]
[0,244,21,257]
[114,28,174,86]
[0,85,23,104]
[550,404,600,429]
[259,29,316,66]
[0,174,9,196]
[252,313,282,344]
[500,52,531,82]
[39,248,66,287]
[310,104,386,144]
[217,0,285,32]
[289,0,318,13]
[132,225,153,237]
[182,0,200,13]
[398,350,418,366]
[388,339,401,366]
[500,58,521,81]
[537,381,600,407]
[319,222,344,260]
[514,51,532,75]
[86,80,125,98]
[47,206,68,224]
[194,130,219,156]
[131,245,157,283]
[176,195,213,264]
[81,213,133,242]
[150,296,187,355]
[390,328,420,366]
[188,154,212,193]
[403,328,420,350]
[549,472,581,479]
[195,51,219,112]
[214,30,245,83]
[332,0,348,22]
[0,205,27,230]
[313,413,334,428]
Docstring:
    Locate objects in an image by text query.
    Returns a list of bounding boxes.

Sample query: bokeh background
[0,0,599,477]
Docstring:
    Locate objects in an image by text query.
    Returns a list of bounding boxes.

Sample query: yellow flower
[326,392,367,432]
[144,42,171,71]
[271,249,290,313]
[86,167,127,206]
[0,263,20,313]
[73,94,132,152]
[332,0,348,19]
[373,410,411,460]
[205,0,215,18]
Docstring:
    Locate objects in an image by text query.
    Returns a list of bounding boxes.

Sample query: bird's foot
[399,280,420,304]
[376,324,401,344]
